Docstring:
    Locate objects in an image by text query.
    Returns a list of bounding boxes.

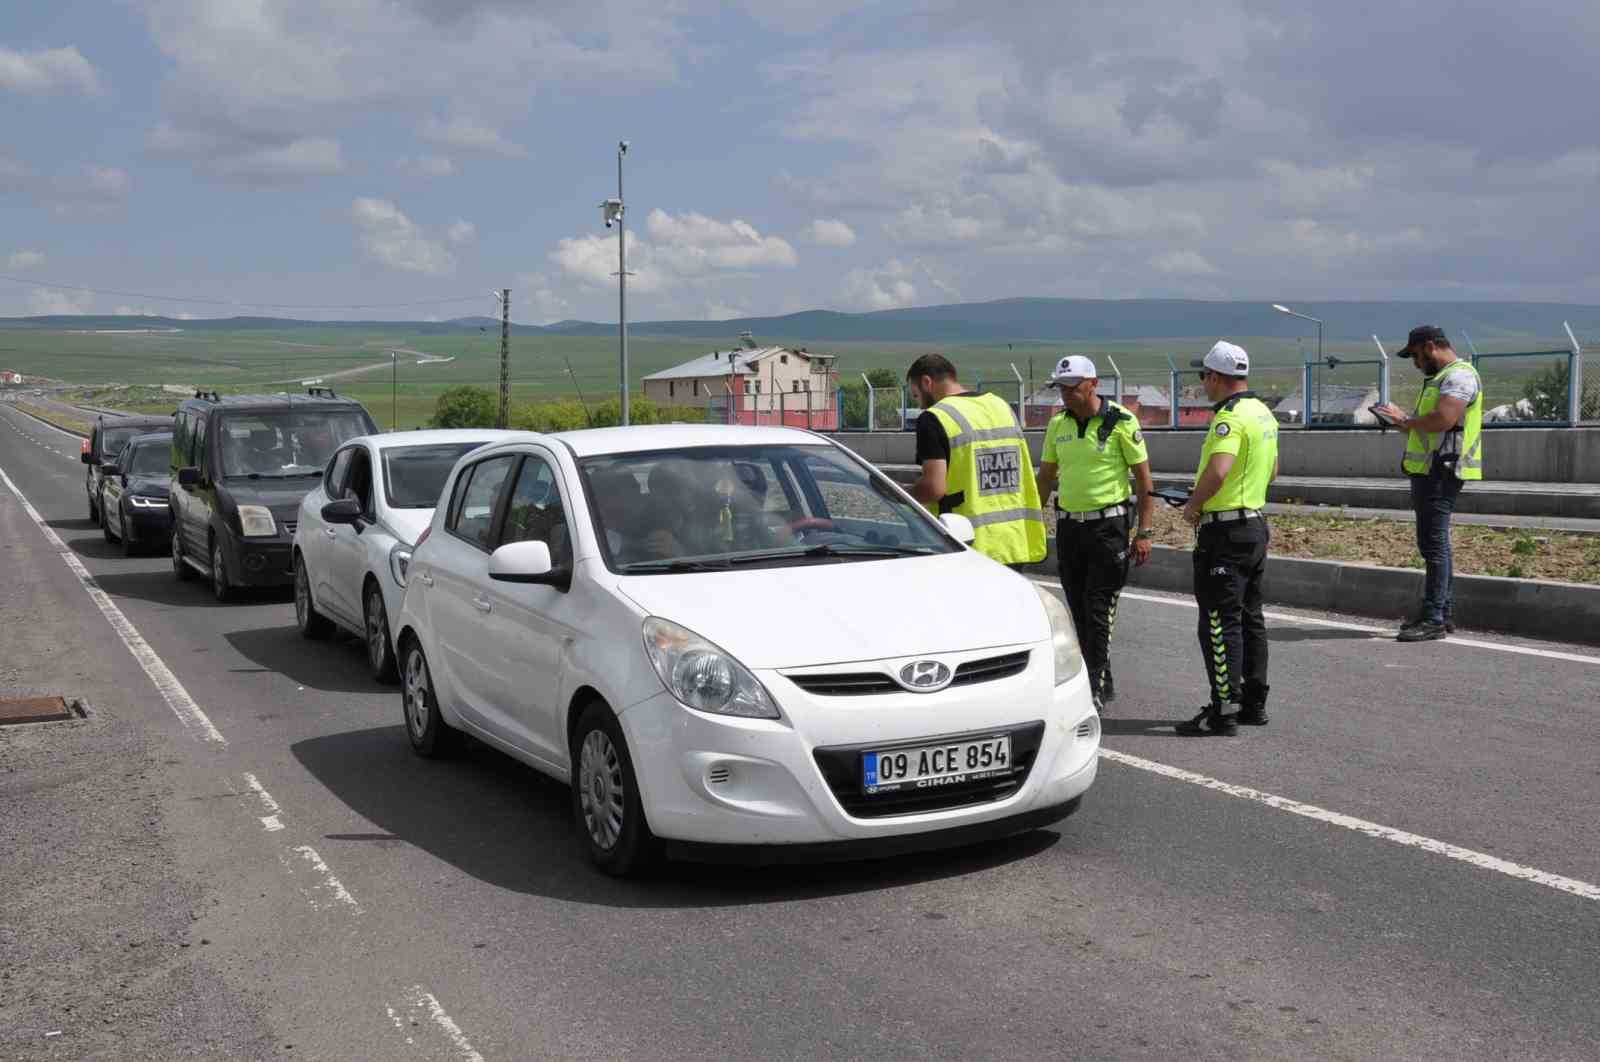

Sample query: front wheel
[119,506,137,557]
[571,701,655,877]
[364,582,399,683]
[210,538,234,603]
[172,525,194,580]
[101,490,117,544]
[402,639,460,758]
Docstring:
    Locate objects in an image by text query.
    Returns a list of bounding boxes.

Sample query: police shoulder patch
[1131,429,1143,444]
[1214,421,1231,437]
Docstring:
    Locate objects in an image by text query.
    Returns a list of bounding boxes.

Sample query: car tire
[172,526,194,581]
[88,491,99,526]
[364,580,399,684]
[401,638,460,758]
[102,490,117,544]
[294,554,334,639]
[570,701,655,877]
[210,537,234,604]
[119,506,137,557]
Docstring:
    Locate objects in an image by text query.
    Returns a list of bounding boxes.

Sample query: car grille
[813,721,1045,818]
[787,650,1030,697]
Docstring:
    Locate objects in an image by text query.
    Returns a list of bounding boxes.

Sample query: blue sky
[3,1,1598,322]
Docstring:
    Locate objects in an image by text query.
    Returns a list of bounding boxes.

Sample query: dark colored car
[83,413,174,525]
[170,388,377,602]
[100,431,175,556]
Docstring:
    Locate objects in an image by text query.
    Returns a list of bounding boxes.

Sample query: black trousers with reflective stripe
[1192,519,1270,709]
[1056,513,1129,700]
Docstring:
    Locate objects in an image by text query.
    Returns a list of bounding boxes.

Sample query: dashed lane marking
[387,986,487,1062]
[1030,579,1600,667]
[0,462,227,743]
[242,771,286,832]
[1099,748,1600,903]
[289,844,363,914]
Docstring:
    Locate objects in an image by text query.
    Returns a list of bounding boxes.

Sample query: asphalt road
[2,400,1598,1061]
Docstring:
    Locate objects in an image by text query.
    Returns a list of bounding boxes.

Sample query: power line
[0,273,494,311]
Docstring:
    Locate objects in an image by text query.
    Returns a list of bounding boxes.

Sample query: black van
[84,413,175,525]
[170,388,376,602]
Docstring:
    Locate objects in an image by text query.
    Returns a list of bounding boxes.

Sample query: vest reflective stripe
[1403,361,1484,481]
[927,393,1047,565]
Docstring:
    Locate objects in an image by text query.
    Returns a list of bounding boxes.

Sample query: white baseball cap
[1050,355,1098,384]
[1191,341,1250,377]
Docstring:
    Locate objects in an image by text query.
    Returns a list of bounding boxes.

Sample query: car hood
[126,474,170,497]
[383,508,434,546]
[613,550,1048,669]
[222,479,321,520]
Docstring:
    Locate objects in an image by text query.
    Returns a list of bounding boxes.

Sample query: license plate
[862,736,1012,794]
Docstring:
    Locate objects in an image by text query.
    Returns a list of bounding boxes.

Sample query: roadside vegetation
[15,400,92,436]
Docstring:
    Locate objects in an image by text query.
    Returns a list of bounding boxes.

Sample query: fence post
[861,373,875,432]
[1010,363,1025,423]
[1566,321,1583,426]
[1167,364,1179,428]
[1106,356,1123,405]
[1372,335,1390,406]
[1302,362,1315,428]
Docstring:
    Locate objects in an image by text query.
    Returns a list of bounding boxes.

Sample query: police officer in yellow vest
[1035,356,1155,712]
[1373,325,1483,643]
[905,354,1047,568]
[1177,342,1279,737]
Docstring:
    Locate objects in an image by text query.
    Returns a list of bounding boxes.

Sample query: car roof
[125,430,173,446]
[178,393,370,413]
[97,413,174,426]
[351,429,522,450]
[546,423,832,457]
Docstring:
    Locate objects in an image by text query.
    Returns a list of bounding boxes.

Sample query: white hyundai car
[292,429,516,681]
[395,425,1100,875]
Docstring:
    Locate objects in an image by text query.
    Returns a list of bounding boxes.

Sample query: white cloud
[401,155,454,178]
[87,167,130,197]
[887,203,995,245]
[421,117,526,157]
[446,220,476,245]
[28,288,90,315]
[551,230,664,294]
[514,272,571,325]
[805,218,856,247]
[0,45,101,95]
[552,209,798,295]
[213,139,344,181]
[350,198,457,275]
[6,251,44,271]
[840,258,920,311]
[1152,250,1218,276]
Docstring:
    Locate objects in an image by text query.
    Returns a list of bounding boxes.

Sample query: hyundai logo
[897,659,953,692]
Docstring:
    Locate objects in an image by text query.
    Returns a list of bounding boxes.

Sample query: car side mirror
[80,451,92,465]
[177,466,201,489]
[488,540,570,589]
[320,497,364,527]
[939,513,977,545]
[100,462,120,476]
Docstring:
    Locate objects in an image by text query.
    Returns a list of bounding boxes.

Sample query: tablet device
[1369,404,1403,428]
[1152,486,1191,508]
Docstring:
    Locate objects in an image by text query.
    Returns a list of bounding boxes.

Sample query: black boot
[1100,670,1117,704]
[1237,684,1269,726]
[1175,705,1237,737]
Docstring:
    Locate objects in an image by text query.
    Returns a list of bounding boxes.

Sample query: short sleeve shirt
[914,410,950,465]
[1195,395,1278,513]
[1435,365,1481,404]
[1041,399,1148,512]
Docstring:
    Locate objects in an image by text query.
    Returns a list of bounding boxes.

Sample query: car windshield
[101,427,148,457]
[579,444,957,574]
[129,442,171,476]
[217,411,369,478]
[383,442,491,508]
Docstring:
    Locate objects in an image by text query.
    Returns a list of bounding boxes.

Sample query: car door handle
[323,527,337,539]
[472,594,492,614]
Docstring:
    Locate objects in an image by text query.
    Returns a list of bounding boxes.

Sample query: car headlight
[389,544,413,588]
[236,504,277,538]
[641,617,779,719]
[1034,585,1083,686]
[129,495,166,508]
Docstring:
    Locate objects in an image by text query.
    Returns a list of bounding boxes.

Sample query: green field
[0,325,1587,430]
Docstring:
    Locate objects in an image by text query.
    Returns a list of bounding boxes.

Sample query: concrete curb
[1023,542,1600,647]
[1148,473,1600,520]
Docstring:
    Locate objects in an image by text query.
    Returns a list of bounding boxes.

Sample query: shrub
[429,385,498,428]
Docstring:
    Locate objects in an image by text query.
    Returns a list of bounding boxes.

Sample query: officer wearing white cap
[1035,355,1154,712]
[1176,341,1279,737]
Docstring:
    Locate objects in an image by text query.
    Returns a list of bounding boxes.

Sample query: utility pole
[601,141,631,425]
[492,288,511,428]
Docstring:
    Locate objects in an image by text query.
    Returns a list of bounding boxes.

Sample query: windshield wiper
[718,543,936,566]
[618,558,734,573]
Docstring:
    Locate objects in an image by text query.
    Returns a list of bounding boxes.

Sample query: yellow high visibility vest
[926,393,1047,564]
[1403,361,1483,481]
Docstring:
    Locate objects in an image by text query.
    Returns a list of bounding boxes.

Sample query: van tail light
[80,438,90,454]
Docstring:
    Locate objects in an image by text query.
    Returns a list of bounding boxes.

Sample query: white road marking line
[290,845,362,913]
[242,772,286,832]
[0,462,227,744]
[1099,748,1600,902]
[388,986,486,1062]
[1030,578,1600,667]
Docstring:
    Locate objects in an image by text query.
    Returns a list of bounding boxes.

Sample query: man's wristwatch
[1135,528,1154,540]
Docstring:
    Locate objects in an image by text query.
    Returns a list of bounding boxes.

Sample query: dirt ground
[1141,505,1600,584]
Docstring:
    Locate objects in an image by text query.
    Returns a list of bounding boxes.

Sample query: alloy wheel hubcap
[578,730,625,850]
[404,653,429,737]
[213,547,225,594]
[367,593,386,667]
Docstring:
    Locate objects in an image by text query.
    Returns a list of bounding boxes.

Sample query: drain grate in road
[0,696,87,726]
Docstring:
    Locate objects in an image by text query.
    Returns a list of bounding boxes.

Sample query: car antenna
[565,357,595,428]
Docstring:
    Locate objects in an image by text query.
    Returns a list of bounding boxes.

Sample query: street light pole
[601,142,631,426]
[1273,303,1325,424]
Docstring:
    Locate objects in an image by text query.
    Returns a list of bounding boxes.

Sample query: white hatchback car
[395,425,1100,875]
[292,429,516,680]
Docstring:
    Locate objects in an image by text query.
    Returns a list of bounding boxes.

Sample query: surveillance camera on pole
[601,198,623,229]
